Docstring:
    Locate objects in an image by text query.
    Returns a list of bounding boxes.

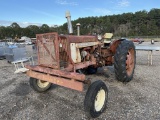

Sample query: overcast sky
[0,0,159,27]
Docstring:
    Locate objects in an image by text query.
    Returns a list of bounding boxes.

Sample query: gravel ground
[0,42,160,120]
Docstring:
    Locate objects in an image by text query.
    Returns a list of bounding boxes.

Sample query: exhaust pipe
[76,23,81,36]
[65,11,73,34]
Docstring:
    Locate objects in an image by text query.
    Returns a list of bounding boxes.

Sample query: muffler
[65,11,73,34]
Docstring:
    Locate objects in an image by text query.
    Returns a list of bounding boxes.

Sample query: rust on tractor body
[25,65,85,81]
[27,70,84,91]
[59,35,98,43]
[36,32,60,69]
[26,32,133,91]
[27,32,101,91]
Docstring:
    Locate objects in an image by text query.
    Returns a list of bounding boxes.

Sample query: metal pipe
[65,11,73,34]
[76,23,81,36]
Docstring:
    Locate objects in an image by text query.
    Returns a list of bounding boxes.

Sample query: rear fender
[109,39,125,54]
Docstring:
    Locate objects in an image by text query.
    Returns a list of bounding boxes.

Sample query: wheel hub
[94,89,105,112]
[37,80,50,88]
[126,48,135,76]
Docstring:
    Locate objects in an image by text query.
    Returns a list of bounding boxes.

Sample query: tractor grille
[36,33,59,69]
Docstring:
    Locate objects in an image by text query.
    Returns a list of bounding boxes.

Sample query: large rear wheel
[114,40,136,82]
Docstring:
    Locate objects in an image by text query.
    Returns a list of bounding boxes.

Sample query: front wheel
[114,40,136,82]
[29,77,52,92]
[84,80,108,118]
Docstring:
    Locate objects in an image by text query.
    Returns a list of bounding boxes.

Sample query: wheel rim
[126,48,135,76]
[94,89,106,112]
[37,80,50,88]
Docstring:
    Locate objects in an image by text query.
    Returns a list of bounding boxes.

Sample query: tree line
[0,8,160,39]
[0,23,59,39]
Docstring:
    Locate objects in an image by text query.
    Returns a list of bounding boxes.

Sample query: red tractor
[25,11,136,118]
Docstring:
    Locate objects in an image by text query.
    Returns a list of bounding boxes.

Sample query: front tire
[114,40,136,82]
[84,80,108,118]
[29,77,52,92]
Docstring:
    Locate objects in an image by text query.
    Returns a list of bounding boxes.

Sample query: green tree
[40,24,50,33]
[26,25,40,37]
[10,22,21,38]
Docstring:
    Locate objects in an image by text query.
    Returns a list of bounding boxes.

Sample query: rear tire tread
[114,40,136,82]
